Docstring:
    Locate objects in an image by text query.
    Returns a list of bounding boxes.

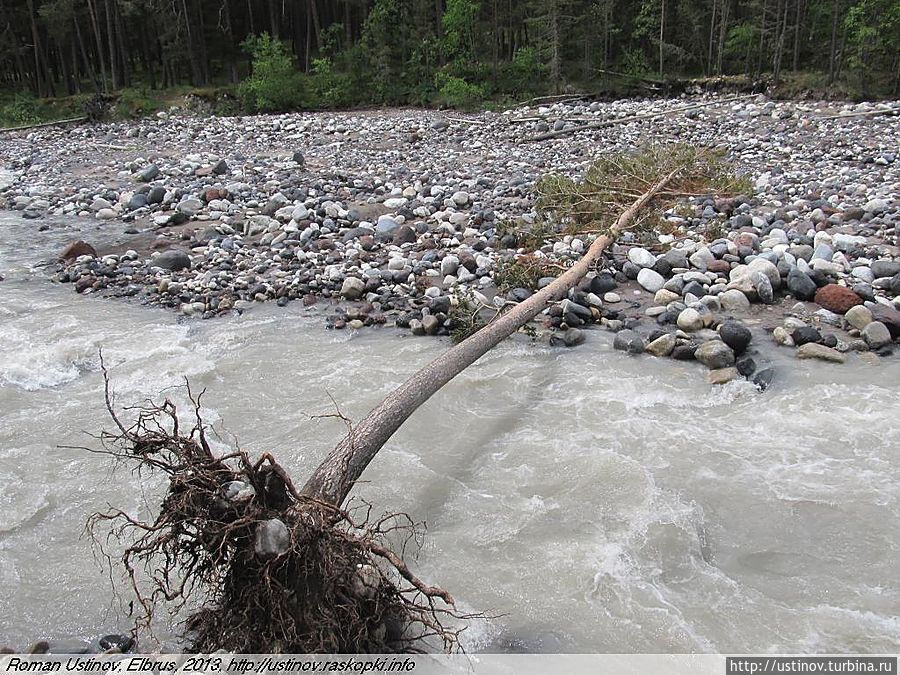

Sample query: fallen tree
[90,145,742,653]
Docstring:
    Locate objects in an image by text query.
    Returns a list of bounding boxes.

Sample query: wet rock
[718,320,752,354]
[862,321,892,349]
[340,277,364,300]
[254,518,290,559]
[59,240,97,261]
[844,305,873,331]
[98,635,135,653]
[613,329,645,354]
[814,284,862,314]
[735,354,756,376]
[645,333,676,357]
[791,325,822,346]
[708,367,739,385]
[561,327,585,347]
[796,343,846,363]
[422,314,440,335]
[677,308,703,332]
[671,342,697,360]
[695,340,735,369]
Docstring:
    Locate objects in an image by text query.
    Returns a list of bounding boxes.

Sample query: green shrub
[239,33,305,112]
[308,58,354,108]
[0,94,44,127]
[434,72,485,108]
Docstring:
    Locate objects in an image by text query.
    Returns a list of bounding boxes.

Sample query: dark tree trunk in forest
[25,0,46,96]
[105,0,118,89]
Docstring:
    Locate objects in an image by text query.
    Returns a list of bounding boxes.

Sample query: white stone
[627,247,657,268]
[637,268,665,293]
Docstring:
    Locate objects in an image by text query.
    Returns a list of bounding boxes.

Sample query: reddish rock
[707,259,731,274]
[202,187,228,202]
[814,284,863,314]
[871,305,900,339]
[59,240,97,261]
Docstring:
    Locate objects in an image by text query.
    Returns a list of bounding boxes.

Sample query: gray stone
[677,307,703,331]
[340,277,365,300]
[862,321,892,349]
[613,329,646,354]
[147,186,166,204]
[844,305,873,331]
[751,271,775,304]
[787,268,817,301]
[747,257,781,289]
[152,249,191,271]
[645,333,676,357]
[663,249,689,269]
[773,326,794,346]
[176,197,203,216]
[864,198,888,214]
[695,340,735,369]
[796,343,846,363]
[561,328,585,347]
[422,314,440,335]
[627,247,657,268]
[441,255,460,276]
[719,289,751,311]
[871,260,900,279]
[637,268,665,293]
[376,215,401,235]
[136,164,159,182]
[451,191,470,206]
[255,518,290,559]
[689,247,715,269]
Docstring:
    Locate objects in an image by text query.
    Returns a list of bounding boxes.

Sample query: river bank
[1,94,898,387]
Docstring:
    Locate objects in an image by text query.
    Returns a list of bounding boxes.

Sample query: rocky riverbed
[1,94,899,384]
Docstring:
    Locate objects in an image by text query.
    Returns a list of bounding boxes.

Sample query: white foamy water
[0,213,898,653]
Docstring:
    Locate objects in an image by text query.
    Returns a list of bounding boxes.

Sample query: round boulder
[719,320,752,355]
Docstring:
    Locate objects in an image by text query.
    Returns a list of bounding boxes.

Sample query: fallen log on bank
[0,116,88,133]
[89,145,741,653]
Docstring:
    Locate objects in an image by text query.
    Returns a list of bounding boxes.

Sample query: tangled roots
[87,371,476,653]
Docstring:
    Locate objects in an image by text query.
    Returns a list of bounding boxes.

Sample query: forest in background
[1,0,899,125]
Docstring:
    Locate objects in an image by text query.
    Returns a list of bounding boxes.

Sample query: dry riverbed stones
[2,94,898,384]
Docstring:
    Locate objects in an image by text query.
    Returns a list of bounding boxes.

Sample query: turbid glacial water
[1,213,898,653]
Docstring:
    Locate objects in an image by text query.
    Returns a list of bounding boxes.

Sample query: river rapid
[0,212,898,653]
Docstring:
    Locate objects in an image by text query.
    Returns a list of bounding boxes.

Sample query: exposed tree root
[86,366,478,653]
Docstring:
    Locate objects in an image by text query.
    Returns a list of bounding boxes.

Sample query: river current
[0,213,898,652]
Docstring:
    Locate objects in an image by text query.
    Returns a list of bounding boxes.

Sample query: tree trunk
[25,0,45,96]
[301,171,678,507]
[828,0,839,84]
[105,0,118,89]
[659,0,665,79]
